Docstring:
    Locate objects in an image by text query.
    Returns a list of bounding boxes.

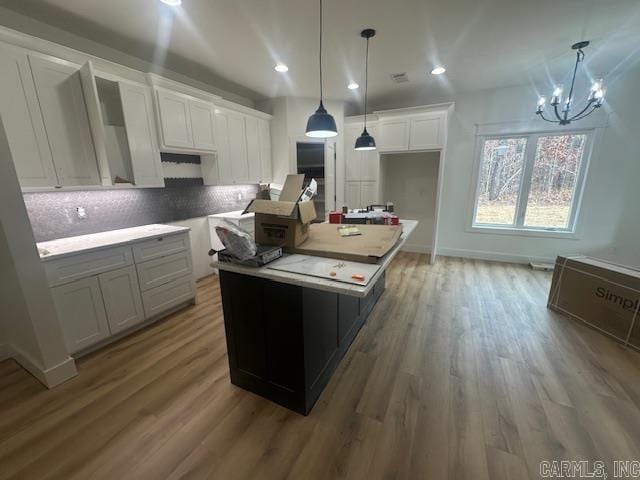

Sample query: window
[472,131,591,233]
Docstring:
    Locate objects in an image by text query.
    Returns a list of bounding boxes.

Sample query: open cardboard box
[244,174,317,248]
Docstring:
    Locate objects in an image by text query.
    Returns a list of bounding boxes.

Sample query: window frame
[468,128,596,238]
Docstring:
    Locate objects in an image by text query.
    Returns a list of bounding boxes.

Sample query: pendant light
[305,0,338,138]
[355,29,376,150]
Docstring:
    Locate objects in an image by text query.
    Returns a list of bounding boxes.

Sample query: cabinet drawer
[45,246,133,287]
[136,251,193,291]
[141,274,196,319]
[132,233,190,263]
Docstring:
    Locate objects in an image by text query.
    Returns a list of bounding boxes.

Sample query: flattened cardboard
[298,200,317,224]
[289,223,403,264]
[246,199,297,217]
[548,255,640,349]
[279,174,305,202]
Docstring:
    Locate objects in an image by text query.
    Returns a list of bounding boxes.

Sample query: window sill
[467,225,581,240]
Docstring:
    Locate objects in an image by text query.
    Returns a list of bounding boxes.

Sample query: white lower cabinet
[51,276,110,354]
[136,251,192,291]
[141,275,197,319]
[47,231,195,356]
[98,265,145,335]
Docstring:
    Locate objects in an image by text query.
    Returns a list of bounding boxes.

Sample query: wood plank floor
[1,253,640,479]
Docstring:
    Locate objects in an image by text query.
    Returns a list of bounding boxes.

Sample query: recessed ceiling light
[160,0,182,5]
[431,66,446,75]
[274,63,289,73]
[347,82,359,90]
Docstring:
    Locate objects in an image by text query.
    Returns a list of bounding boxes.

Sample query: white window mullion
[514,134,538,227]
[565,131,595,231]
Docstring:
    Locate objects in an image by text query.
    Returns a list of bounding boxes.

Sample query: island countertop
[212,219,418,297]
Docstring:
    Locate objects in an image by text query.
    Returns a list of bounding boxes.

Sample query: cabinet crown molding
[147,73,222,103]
[373,102,455,119]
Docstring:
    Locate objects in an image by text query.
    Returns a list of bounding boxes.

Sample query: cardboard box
[244,174,317,248]
[548,255,640,349]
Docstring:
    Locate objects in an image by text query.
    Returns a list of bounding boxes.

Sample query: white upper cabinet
[156,88,194,150]
[376,108,448,153]
[28,55,100,186]
[189,98,217,151]
[258,118,272,183]
[409,114,444,150]
[213,110,233,184]
[377,119,410,153]
[227,112,249,183]
[119,81,164,187]
[204,108,272,186]
[244,115,261,182]
[80,61,164,188]
[154,87,217,153]
[0,44,57,187]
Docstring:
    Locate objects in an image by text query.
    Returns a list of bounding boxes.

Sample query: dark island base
[219,270,386,415]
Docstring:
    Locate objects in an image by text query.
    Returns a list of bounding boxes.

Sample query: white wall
[0,116,76,386]
[433,66,640,265]
[381,152,439,253]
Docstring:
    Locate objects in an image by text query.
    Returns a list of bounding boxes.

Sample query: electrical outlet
[76,207,87,220]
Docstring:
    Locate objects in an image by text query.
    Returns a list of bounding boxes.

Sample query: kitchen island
[212,220,417,414]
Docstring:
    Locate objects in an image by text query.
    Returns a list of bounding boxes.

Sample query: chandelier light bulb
[536,96,546,113]
[588,79,604,102]
[551,87,563,105]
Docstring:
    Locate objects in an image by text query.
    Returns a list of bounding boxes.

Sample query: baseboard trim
[436,247,555,265]
[401,243,432,254]
[8,345,77,388]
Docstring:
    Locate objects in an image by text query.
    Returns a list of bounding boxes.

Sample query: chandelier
[536,41,605,125]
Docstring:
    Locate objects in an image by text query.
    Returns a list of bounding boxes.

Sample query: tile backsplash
[24,184,259,242]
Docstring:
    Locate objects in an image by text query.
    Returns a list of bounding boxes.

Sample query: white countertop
[212,220,418,297]
[37,224,190,262]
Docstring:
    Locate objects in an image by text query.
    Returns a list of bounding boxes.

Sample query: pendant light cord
[364,36,369,128]
[319,0,323,103]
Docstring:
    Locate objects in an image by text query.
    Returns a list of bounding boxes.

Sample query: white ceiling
[2,0,640,110]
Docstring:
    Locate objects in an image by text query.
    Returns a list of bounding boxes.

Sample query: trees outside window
[472,131,591,232]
